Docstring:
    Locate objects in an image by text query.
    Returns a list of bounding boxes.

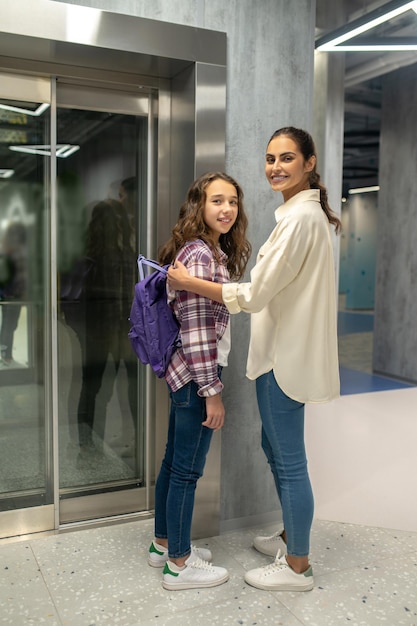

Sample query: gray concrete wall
[313,0,347,296]
[373,62,417,383]
[54,0,317,527]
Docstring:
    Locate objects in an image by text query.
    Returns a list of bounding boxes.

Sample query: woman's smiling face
[265,135,315,201]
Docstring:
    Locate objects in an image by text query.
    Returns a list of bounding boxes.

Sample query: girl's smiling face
[265,135,316,201]
[203,179,238,242]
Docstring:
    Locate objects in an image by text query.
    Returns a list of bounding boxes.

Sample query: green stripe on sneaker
[163,563,179,577]
[150,542,164,556]
[304,567,313,578]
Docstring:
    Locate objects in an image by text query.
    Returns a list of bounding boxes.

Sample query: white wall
[306,387,417,532]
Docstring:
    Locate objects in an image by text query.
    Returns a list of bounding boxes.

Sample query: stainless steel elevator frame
[0,0,226,539]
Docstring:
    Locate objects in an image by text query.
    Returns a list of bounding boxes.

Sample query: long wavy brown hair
[268,127,342,234]
[158,172,251,280]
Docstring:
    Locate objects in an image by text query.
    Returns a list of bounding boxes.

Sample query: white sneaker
[253,525,285,557]
[245,550,313,591]
[163,556,229,590]
[148,540,212,568]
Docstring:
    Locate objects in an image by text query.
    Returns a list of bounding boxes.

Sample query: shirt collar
[274,188,320,222]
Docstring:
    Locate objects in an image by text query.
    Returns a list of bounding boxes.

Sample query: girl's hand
[167,260,190,290]
[203,395,225,431]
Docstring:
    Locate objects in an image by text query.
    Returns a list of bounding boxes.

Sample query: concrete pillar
[313,0,347,289]
[373,63,417,383]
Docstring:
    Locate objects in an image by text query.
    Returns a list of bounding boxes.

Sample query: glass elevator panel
[0,95,51,513]
[0,77,154,532]
[56,85,150,523]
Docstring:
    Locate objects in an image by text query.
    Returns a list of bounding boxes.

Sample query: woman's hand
[203,394,225,431]
[168,259,224,302]
[167,260,190,291]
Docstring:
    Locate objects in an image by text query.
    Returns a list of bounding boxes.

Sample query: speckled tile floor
[1,516,417,625]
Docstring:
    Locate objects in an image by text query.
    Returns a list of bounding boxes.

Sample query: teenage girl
[148,171,251,590]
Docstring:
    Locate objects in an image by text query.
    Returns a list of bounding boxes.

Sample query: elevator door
[56,83,153,524]
[0,74,156,538]
[0,73,53,537]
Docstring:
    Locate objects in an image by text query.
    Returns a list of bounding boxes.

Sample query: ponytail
[309,171,342,234]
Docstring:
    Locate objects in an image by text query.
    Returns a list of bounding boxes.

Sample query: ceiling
[316,0,417,196]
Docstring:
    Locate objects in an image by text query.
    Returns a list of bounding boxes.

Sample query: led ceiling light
[348,185,380,194]
[9,144,80,158]
[0,169,14,179]
[316,0,417,51]
[0,103,50,116]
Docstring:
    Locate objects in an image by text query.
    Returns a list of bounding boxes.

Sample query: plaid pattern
[165,239,230,397]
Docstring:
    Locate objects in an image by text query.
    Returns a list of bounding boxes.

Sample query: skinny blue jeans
[154,377,216,559]
[256,371,314,557]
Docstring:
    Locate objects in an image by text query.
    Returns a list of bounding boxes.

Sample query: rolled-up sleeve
[222,282,241,314]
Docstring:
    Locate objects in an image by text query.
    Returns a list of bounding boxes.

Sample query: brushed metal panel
[59,487,150,524]
[168,63,226,210]
[195,63,226,176]
[0,0,226,78]
[56,83,149,115]
[0,505,55,540]
[0,71,50,103]
[169,64,197,222]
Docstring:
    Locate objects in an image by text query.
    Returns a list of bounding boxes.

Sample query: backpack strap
[137,254,168,281]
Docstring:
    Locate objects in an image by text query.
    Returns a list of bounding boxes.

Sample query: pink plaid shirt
[165,239,230,397]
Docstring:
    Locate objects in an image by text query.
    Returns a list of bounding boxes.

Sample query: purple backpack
[128,255,180,378]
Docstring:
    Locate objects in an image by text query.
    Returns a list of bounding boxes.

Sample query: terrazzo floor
[1,515,417,625]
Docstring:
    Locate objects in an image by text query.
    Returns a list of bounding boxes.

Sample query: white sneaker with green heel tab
[148,539,212,567]
[162,555,229,590]
[245,550,314,591]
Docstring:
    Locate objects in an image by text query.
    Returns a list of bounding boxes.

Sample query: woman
[149,172,251,590]
[168,127,341,591]
[76,199,137,459]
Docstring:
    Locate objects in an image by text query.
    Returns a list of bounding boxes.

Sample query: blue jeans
[256,371,314,557]
[154,377,216,559]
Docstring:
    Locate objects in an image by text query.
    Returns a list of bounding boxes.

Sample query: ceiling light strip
[315,0,417,51]
[348,185,380,195]
[329,44,417,51]
[9,144,80,158]
[0,169,14,179]
[0,103,50,116]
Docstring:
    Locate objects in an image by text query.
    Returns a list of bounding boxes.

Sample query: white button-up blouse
[222,189,340,403]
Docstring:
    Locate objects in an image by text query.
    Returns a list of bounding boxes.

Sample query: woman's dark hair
[158,172,251,280]
[87,199,133,258]
[268,127,342,234]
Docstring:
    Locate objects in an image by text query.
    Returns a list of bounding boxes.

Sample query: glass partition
[56,87,150,521]
[0,96,50,511]
[0,80,153,529]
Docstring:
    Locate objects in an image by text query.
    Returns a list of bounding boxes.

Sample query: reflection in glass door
[0,82,52,533]
[56,85,151,523]
[0,76,155,536]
